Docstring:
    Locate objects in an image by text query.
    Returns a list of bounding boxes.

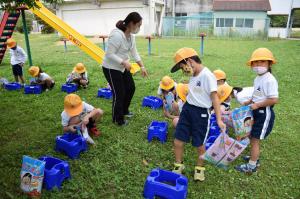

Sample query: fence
[162,14,270,40]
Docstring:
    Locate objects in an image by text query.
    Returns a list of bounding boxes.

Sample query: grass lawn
[0,33,300,199]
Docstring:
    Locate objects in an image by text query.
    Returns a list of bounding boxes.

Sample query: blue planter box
[55,133,88,159]
[61,83,78,94]
[24,85,42,94]
[143,168,188,199]
[147,121,168,143]
[4,82,22,90]
[142,96,163,109]
[38,156,71,191]
[97,88,112,99]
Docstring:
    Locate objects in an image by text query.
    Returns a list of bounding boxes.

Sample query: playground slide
[30,1,105,64]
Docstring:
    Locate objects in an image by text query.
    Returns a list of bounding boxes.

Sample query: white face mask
[132,26,140,34]
[252,66,268,75]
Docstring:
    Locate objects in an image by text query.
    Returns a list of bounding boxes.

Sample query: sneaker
[172,163,185,174]
[235,163,257,174]
[115,120,129,127]
[89,127,101,137]
[243,156,261,167]
[194,166,205,181]
[125,112,134,118]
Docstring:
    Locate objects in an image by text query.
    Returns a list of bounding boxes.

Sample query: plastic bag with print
[231,105,254,140]
[20,156,45,197]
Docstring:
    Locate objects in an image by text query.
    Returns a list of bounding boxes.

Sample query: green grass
[0,33,300,199]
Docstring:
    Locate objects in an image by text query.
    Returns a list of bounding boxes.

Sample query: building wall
[165,0,213,16]
[213,11,269,36]
[56,0,164,36]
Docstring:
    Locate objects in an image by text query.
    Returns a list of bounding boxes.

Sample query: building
[165,0,213,16]
[55,0,165,36]
[212,0,271,37]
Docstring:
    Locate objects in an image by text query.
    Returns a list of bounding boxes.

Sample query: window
[236,18,244,27]
[235,18,254,28]
[225,18,233,27]
[216,18,224,27]
[175,13,187,17]
[245,19,254,28]
[216,18,233,27]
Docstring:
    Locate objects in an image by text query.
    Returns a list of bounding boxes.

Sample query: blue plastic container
[97,88,112,99]
[24,85,42,94]
[205,135,218,150]
[61,83,78,93]
[143,168,188,199]
[38,156,71,190]
[147,121,168,143]
[55,133,88,159]
[142,96,163,109]
[4,82,22,90]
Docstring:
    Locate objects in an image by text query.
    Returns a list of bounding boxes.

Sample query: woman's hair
[22,173,32,179]
[268,61,272,73]
[116,12,142,32]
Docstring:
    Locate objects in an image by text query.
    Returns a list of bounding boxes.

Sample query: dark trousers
[102,67,135,125]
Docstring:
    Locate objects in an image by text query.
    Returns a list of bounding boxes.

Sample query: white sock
[248,160,257,168]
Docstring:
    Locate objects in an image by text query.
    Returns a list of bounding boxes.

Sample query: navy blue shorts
[12,64,23,76]
[251,106,275,140]
[174,103,210,147]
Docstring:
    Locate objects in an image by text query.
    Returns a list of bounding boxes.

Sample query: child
[28,66,55,91]
[61,94,103,138]
[66,63,89,89]
[217,84,233,112]
[157,76,178,120]
[213,69,226,85]
[7,38,27,85]
[172,83,188,128]
[235,48,278,173]
[170,47,226,181]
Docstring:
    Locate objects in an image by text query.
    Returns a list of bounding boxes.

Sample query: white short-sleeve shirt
[252,72,278,103]
[37,72,54,83]
[61,102,95,127]
[187,67,218,108]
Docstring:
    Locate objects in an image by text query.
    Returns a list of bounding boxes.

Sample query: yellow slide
[30,1,105,64]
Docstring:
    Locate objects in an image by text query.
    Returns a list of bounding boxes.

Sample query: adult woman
[102,12,148,126]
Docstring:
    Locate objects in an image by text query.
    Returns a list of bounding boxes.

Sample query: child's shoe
[242,156,260,167]
[194,166,205,181]
[235,163,257,174]
[89,127,101,137]
[172,163,185,174]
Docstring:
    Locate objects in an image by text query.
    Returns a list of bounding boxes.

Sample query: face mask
[181,60,193,76]
[252,66,268,75]
[132,26,140,34]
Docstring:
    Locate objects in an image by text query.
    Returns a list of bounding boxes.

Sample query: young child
[235,48,278,173]
[157,76,179,120]
[217,84,233,112]
[172,83,188,128]
[7,38,27,85]
[213,69,226,86]
[28,66,55,91]
[170,47,226,181]
[61,94,103,138]
[66,63,89,89]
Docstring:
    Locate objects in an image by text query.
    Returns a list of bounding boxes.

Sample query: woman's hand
[121,60,132,71]
[141,67,148,77]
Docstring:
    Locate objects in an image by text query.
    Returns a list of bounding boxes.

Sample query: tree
[0,0,63,11]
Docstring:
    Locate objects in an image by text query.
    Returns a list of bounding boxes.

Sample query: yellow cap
[176,83,189,102]
[171,47,198,73]
[160,76,175,90]
[213,69,226,80]
[73,63,86,74]
[6,38,16,48]
[247,48,276,66]
[28,66,40,77]
[64,94,83,117]
[217,84,233,103]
